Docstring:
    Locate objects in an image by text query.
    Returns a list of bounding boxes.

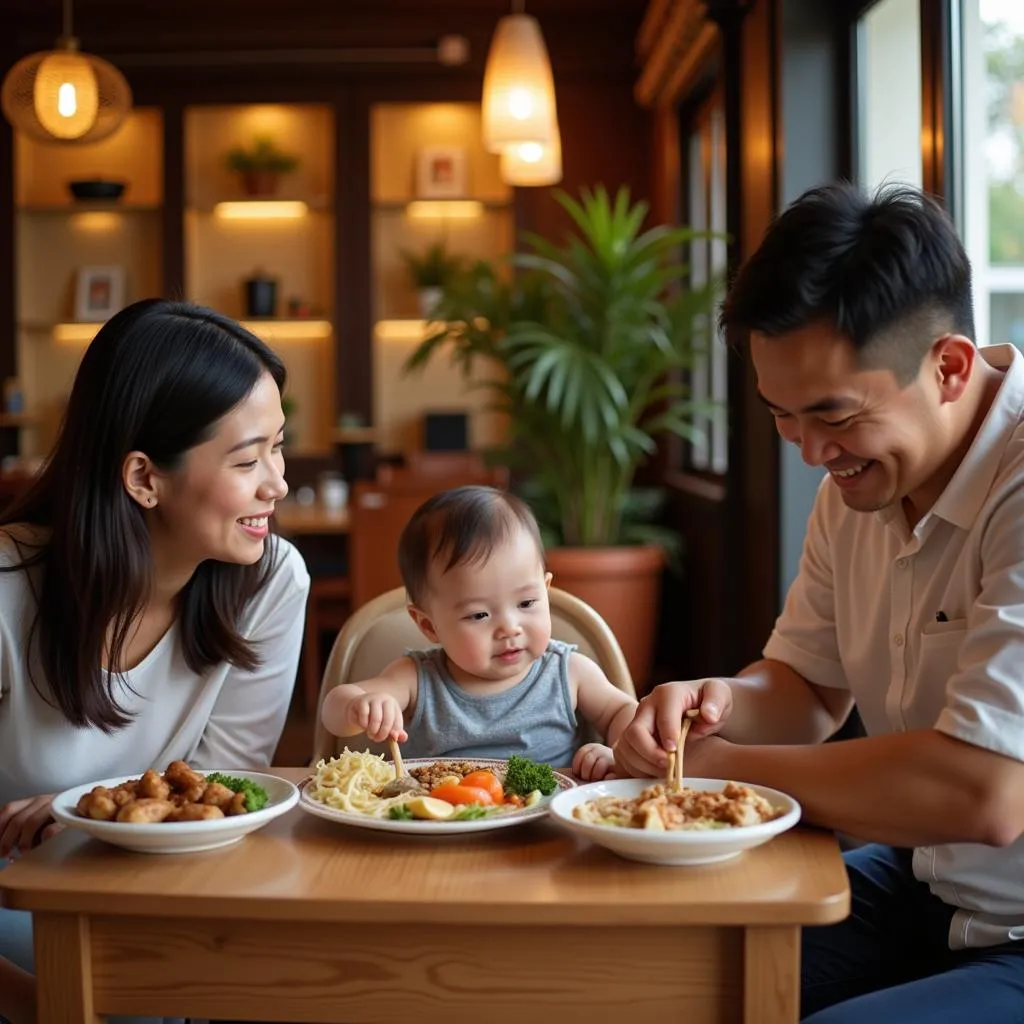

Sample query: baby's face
[413,526,552,685]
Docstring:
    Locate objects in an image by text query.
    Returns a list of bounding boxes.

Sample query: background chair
[348,466,509,609]
[311,584,635,762]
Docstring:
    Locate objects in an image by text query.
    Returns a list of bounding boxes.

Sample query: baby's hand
[572,742,617,782]
[348,693,407,743]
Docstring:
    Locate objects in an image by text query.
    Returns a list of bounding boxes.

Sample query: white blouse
[0,530,310,807]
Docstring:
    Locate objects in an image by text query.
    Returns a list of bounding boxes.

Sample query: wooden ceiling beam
[634,0,718,108]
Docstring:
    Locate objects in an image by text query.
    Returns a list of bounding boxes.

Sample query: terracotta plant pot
[545,544,664,695]
[240,170,280,197]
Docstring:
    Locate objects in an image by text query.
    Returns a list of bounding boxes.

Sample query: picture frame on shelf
[415,146,467,199]
[74,266,126,322]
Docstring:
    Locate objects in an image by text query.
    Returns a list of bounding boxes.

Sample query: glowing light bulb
[57,82,77,117]
[517,142,543,163]
[508,87,533,120]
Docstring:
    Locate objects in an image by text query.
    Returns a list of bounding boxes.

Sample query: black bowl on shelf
[68,180,126,202]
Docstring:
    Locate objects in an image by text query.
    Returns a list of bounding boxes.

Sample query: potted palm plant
[404,187,718,687]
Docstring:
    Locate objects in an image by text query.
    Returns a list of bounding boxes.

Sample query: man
[615,182,1024,1022]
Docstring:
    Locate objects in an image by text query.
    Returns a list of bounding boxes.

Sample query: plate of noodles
[298,748,576,834]
[548,777,801,865]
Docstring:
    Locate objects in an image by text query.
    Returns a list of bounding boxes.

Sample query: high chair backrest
[310,585,635,762]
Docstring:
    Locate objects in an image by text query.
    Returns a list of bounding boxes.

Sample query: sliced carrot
[429,783,495,806]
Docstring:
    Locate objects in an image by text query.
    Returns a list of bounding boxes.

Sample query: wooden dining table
[0,768,850,1024]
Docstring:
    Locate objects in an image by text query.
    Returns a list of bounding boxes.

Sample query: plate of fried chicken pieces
[50,761,299,854]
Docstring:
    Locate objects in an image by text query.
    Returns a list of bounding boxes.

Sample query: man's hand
[0,794,61,858]
[614,679,733,778]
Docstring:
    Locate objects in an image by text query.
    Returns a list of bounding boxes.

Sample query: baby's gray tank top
[401,639,581,766]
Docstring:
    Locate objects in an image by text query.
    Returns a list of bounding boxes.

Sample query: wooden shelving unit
[14,108,165,458]
[370,102,512,456]
[185,104,337,453]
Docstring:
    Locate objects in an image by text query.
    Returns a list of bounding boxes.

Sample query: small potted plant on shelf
[224,135,300,197]
[401,241,464,319]
[404,186,720,688]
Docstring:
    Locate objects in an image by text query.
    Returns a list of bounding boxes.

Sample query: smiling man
[614,182,1024,1022]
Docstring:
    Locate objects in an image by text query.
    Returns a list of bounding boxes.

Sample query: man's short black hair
[719,181,975,384]
[398,485,544,606]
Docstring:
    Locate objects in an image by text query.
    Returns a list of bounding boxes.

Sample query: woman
[0,299,310,1023]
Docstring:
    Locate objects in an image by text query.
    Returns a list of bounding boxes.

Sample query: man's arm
[721,658,854,745]
[692,729,1024,848]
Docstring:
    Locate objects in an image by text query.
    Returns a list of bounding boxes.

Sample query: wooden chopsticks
[665,709,700,794]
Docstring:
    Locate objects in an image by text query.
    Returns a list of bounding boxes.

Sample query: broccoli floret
[388,805,414,820]
[502,756,558,797]
[204,772,269,812]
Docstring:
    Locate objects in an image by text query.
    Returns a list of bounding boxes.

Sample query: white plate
[549,777,801,865]
[298,757,575,835]
[51,770,299,854]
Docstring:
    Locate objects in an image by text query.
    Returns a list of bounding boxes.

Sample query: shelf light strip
[405,200,484,220]
[213,201,309,220]
[54,319,332,344]
[240,320,332,340]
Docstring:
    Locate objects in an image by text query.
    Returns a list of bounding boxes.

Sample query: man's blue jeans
[802,844,1024,1022]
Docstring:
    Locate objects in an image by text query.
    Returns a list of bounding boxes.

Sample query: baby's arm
[319,657,418,743]
[570,653,639,780]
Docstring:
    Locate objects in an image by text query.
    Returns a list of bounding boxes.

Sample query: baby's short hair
[397,485,544,606]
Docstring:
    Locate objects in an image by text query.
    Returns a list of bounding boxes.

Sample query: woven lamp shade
[481,14,558,154]
[2,43,131,144]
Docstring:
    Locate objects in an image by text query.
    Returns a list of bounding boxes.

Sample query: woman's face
[147,371,288,574]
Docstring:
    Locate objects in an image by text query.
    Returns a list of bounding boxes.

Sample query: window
[962,0,1024,348]
[856,0,923,192]
[684,96,728,474]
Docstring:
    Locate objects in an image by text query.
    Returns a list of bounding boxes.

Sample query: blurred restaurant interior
[0,0,1014,760]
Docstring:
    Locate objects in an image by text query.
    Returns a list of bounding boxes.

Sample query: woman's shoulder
[0,522,48,570]
[264,534,311,596]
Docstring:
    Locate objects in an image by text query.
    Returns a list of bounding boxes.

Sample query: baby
[320,485,638,781]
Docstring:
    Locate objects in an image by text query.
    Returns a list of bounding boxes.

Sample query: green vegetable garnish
[204,772,269,812]
[388,805,415,821]
[452,805,491,820]
[502,755,558,797]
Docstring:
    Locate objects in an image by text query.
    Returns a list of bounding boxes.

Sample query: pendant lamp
[481,3,558,154]
[1,0,132,144]
[500,127,562,187]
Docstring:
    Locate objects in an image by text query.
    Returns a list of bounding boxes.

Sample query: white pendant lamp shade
[500,129,562,187]
[482,14,558,154]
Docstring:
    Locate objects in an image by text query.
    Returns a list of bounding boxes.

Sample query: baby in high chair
[320,485,638,781]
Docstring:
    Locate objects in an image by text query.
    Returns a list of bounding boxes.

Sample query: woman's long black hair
[0,299,288,731]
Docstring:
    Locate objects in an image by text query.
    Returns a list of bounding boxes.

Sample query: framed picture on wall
[74,266,125,322]
[415,146,467,199]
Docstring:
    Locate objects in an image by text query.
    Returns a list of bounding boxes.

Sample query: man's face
[751,322,967,515]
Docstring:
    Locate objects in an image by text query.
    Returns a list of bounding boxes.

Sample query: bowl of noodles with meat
[297,748,575,834]
[50,762,299,854]
[549,777,801,865]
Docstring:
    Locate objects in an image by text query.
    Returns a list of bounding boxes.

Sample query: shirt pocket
[912,622,967,726]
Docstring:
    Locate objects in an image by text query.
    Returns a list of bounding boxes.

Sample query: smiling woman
[0,299,311,1024]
